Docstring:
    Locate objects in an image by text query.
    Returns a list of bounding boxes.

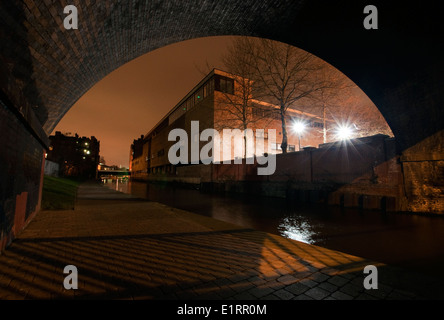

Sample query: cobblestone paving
[0,183,443,300]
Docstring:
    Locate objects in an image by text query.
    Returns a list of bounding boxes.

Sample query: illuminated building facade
[130,69,328,179]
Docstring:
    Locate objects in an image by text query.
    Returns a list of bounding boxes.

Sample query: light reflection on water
[101,179,444,278]
[278,216,318,244]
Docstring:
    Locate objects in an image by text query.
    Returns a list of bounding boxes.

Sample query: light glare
[292,121,306,134]
[336,125,354,140]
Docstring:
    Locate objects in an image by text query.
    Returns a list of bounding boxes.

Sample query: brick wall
[0,102,44,252]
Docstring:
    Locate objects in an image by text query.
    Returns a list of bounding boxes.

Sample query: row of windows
[252,108,277,118]
[168,75,235,126]
[311,121,324,128]
[148,165,175,174]
[149,148,165,160]
[169,77,215,125]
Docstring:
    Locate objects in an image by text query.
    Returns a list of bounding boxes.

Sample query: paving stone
[263,280,286,291]
[298,278,318,288]
[275,267,293,275]
[285,282,310,295]
[228,281,255,293]
[248,286,275,299]
[327,275,350,287]
[277,274,299,285]
[230,273,251,283]
[350,276,365,287]
[339,283,364,297]
[213,277,234,287]
[318,281,339,293]
[273,288,295,300]
[340,272,359,280]
[247,275,267,286]
[305,287,331,300]
[320,267,341,276]
[310,272,331,283]
[293,294,314,300]
[260,294,280,300]
[216,286,237,299]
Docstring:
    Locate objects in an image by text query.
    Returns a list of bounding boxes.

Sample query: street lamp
[292,120,306,151]
[335,124,354,140]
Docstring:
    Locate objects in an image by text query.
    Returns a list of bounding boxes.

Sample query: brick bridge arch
[0,1,443,250]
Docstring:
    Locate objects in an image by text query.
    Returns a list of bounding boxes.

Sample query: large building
[130,69,328,180]
[46,131,100,178]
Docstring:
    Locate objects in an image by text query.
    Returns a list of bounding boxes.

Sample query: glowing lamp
[335,125,354,140]
[292,121,306,134]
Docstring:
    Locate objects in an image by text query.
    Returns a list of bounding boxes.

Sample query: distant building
[130,69,329,180]
[129,135,145,174]
[46,131,100,179]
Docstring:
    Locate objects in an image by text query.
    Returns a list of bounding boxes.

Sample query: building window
[311,121,324,128]
[271,143,281,150]
[252,108,265,118]
[255,130,268,139]
[215,75,234,95]
[203,82,209,98]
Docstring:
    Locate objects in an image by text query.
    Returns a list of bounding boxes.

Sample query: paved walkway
[1,182,443,300]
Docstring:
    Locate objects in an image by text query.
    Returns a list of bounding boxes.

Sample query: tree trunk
[280,107,288,154]
[243,131,247,158]
[243,109,247,158]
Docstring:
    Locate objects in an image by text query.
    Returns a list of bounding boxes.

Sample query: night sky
[53,36,236,168]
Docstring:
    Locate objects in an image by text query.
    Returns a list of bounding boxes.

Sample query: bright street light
[292,120,306,151]
[292,121,306,134]
[335,124,354,140]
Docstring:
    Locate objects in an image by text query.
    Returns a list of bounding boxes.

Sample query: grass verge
[41,176,82,210]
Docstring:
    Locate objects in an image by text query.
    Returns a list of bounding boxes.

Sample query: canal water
[104,179,444,279]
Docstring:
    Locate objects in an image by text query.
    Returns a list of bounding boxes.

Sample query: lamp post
[292,121,306,151]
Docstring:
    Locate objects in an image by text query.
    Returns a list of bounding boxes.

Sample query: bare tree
[302,67,354,143]
[333,89,394,138]
[215,37,274,157]
[242,38,331,154]
[297,77,394,141]
[219,37,392,148]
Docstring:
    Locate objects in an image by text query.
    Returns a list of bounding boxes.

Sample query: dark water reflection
[103,179,444,278]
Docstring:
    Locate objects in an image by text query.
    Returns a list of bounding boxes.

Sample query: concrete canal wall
[133,135,412,213]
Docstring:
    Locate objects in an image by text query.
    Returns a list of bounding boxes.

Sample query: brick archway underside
[0,0,443,153]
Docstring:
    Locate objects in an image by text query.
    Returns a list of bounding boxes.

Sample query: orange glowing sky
[53,36,235,168]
